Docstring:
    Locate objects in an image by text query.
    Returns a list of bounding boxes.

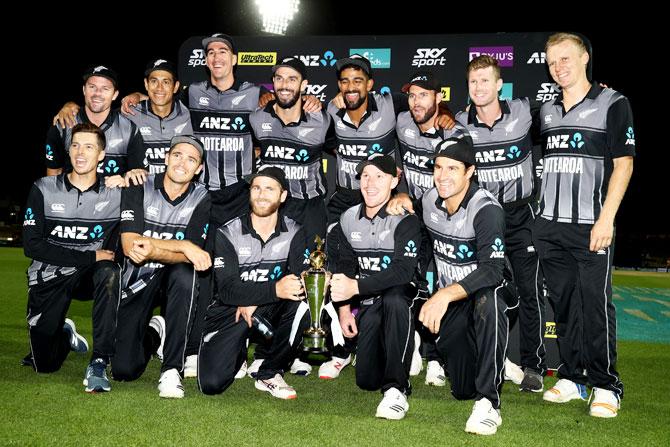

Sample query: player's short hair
[545,32,588,55]
[467,55,501,80]
[72,122,106,150]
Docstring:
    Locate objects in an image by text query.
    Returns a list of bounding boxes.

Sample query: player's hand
[95,249,115,262]
[275,274,304,300]
[589,217,614,252]
[124,169,148,186]
[236,305,258,327]
[301,95,322,113]
[330,273,359,302]
[419,291,450,334]
[258,91,275,108]
[182,242,212,271]
[105,175,126,189]
[386,193,413,215]
[121,93,143,115]
[331,92,345,109]
[338,306,358,337]
[53,102,80,128]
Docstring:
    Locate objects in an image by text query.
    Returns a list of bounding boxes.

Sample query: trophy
[300,236,331,354]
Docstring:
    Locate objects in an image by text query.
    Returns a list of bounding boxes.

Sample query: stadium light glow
[255,0,300,35]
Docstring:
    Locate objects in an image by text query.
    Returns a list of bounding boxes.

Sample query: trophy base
[302,330,328,354]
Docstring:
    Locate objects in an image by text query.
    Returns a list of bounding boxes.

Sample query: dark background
[4,1,664,267]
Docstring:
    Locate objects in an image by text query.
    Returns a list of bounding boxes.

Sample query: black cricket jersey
[335,203,420,296]
[212,213,306,307]
[23,174,121,286]
[186,80,260,190]
[249,102,331,199]
[45,109,143,176]
[456,98,537,207]
[539,83,636,224]
[327,92,404,190]
[421,183,507,295]
[126,99,193,174]
[120,173,210,298]
[396,111,471,200]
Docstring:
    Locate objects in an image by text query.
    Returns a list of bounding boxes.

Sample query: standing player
[536,33,634,418]
[455,55,545,392]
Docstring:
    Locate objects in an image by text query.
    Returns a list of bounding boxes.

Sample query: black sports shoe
[21,352,34,367]
[519,369,544,392]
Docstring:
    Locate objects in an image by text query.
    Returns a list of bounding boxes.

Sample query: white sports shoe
[255,373,297,399]
[409,331,423,376]
[465,398,502,435]
[158,368,184,399]
[503,358,524,385]
[183,354,198,378]
[247,359,264,378]
[375,387,409,420]
[318,355,351,379]
[589,387,620,418]
[234,360,248,379]
[543,378,588,403]
[289,358,312,376]
[425,360,446,386]
[148,316,166,362]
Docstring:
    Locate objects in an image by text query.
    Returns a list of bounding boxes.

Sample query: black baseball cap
[336,54,372,77]
[402,71,441,93]
[430,137,475,165]
[144,58,177,80]
[355,153,397,178]
[82,65,118,89]
[272,57,308,80]
[245,165,289,190]
[202,33,236,54]
[170,135,205,160]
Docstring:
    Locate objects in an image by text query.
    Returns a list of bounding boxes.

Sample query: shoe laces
[89,358,107,377]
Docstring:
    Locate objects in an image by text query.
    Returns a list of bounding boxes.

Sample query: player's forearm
[599,156,633,223]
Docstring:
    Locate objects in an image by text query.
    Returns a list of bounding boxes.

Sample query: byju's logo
[490,238,505,259]
[350,48,391,69]
[89,225,104,239]
[456,243,473,259]
[469,46,514,67]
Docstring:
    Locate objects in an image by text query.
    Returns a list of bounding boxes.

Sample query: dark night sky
[6,1,663,263]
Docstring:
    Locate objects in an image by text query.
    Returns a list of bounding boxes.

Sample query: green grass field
[1,247,669,446]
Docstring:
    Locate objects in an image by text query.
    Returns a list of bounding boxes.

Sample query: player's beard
[275,89,301,109]
[411,103,437,126]
[344,90,366,110]
[251,197,282,217]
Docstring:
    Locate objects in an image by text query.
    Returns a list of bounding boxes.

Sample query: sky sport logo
[238,52,277,65]
[412,48,447,67]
